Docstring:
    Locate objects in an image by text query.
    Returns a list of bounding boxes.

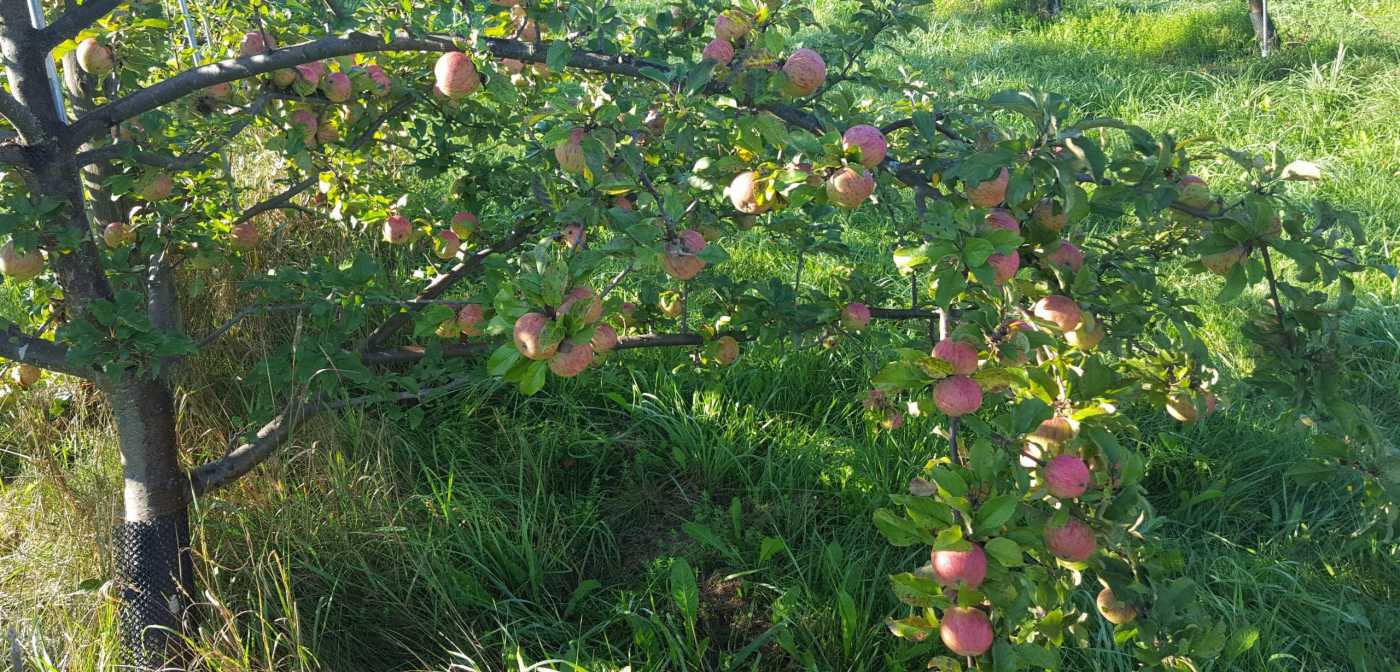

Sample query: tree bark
[1248,0,1280,56]
[106,377,195,669]
[3,6,191,666]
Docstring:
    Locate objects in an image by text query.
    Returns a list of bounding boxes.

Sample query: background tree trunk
[1248,0,1280,56]
[107,377,195,669]
[61,50,126,225]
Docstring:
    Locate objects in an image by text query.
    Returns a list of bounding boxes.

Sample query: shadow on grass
[186,339,1400,671]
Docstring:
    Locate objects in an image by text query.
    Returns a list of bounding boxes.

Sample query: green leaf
[962,238,995,267]
[684,59,717,95]
[932,267,966,308]
[889,573,951,608]
[836,589,858,649]
[519,360,547,395]
[546,41,572,73]
[873,508,928,546]
[753,113,790,148]
[892,494,955,529]
[872,361,931,391]
[912,111,938,143]
[972,495,1018,535]
[952,150,1016,185]
[1015,642,1060,668]
[564,579,601,617]
[90,300,115,327]
[894,241,956,274]
[968,437,998,481]
[1217,262,1247,301]
[887,613,942,640]
[681,521,740,562]
[759,536,787,564]
[933,524,965,550]
[984,537,1023,567]
[993,639,1020,672]
[1013,398,1053,434]
[696,243,728,264]
[670,558,699,624]
[1226,627,1271,663]
[983,90,1040,120]
[1064,117,1128,133]
[893,245,929,273]
[931,466,968,497]
[1077,355,1117,398]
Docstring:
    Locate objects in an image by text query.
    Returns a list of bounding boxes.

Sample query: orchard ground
[3,0,1399,670]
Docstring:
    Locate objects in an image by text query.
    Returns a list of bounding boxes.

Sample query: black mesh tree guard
[113,508,195,670]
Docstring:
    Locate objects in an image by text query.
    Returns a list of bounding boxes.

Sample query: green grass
[4,0,1400,670]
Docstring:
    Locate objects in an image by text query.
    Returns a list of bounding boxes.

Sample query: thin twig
[1259,245,1295,352]
[637,171,675,238]
[600,262,634,300]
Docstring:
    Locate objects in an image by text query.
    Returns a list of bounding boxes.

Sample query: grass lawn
[3,0,1399,670]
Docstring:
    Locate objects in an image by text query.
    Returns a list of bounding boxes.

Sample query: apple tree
[0,0,1387,669]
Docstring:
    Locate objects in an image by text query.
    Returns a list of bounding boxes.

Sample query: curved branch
[37,0,122,52]
[0,319,93,379]
[67,34,665,148]
[188,375,479,495]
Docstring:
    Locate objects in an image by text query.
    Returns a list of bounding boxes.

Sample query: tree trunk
[1030,0,1062,19]
[1248,0,1280,56]
[106,377,196,669]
